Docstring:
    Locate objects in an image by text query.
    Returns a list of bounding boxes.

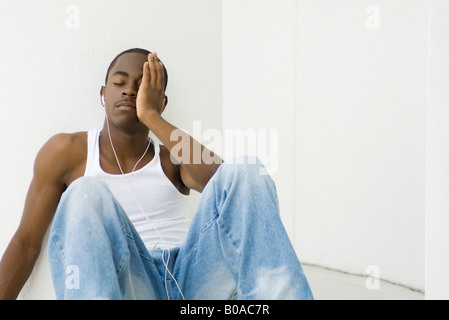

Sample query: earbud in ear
[101,96,105,106]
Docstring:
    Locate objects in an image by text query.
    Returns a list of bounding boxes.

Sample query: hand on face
[136,52,167,120]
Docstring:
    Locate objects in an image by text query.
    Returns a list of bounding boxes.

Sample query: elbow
[11,233,43,261]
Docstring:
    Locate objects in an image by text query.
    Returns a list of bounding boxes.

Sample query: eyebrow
[111,71,128,77]
[111,71,143,78]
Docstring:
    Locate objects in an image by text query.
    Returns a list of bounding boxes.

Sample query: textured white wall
[0,0,223,299]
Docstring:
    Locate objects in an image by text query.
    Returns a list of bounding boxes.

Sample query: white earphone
[101,96,105,106]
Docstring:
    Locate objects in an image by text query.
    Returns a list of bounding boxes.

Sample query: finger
[148,53,157,86]
[141,62,150,93]
[154,53,165,89]
[159,61,165,90]
[143,61,150,80]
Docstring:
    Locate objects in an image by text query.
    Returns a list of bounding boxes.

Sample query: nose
[122,83,138,98]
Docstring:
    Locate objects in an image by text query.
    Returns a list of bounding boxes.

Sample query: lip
[116,100,136,110]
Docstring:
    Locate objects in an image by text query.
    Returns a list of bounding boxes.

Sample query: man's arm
[142,111,222,193]
[0,134,73,299]
[137,53,222,193]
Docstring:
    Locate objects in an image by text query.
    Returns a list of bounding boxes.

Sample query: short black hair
[105,48,168,90]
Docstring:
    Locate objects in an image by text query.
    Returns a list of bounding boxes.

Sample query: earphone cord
[105,115,186,300]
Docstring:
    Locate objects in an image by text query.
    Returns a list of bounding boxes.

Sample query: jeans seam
[49,233,65,262]
[181,213,219,263]
[116,251,130,277]
[116,224,132,276]
[216,220,239,253]
[212,176,240,252]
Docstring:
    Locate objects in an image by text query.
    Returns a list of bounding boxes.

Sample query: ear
[161,95,168,114]
[100,86,106,107]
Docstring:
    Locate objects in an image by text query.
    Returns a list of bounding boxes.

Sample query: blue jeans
[48,157,313,300]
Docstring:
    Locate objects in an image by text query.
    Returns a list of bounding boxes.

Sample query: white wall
[295,0,427,291]
[425,0,449,300]
[223,0,427,292]
[0,0,223,299]
[223,0,298,237]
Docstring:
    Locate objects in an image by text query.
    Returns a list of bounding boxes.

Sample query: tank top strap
[84,128,102,176]
[151,135,160,161]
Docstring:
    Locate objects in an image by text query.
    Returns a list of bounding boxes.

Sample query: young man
[0,48,313,300]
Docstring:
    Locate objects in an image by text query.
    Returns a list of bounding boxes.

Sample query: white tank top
[84,129,190,250]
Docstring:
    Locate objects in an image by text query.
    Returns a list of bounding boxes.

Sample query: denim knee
[210,156,279,217]
[66,177,111,199]
[216,156,275,191]
[220,156,270,180]
[56,177,119,224]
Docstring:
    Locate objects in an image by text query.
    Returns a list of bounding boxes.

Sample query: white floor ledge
[302,264,424,300]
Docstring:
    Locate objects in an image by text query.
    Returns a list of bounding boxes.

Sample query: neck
[100,119,151,173]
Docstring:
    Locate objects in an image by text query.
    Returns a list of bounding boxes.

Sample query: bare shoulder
[34,131,88,187]
[37,131,87,159]
[41,131,86,149]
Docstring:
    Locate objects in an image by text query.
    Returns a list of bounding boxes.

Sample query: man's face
[101,52,148,128]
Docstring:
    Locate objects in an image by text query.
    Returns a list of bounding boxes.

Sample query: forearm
[141,111,222,187]
[0,236,40,300]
